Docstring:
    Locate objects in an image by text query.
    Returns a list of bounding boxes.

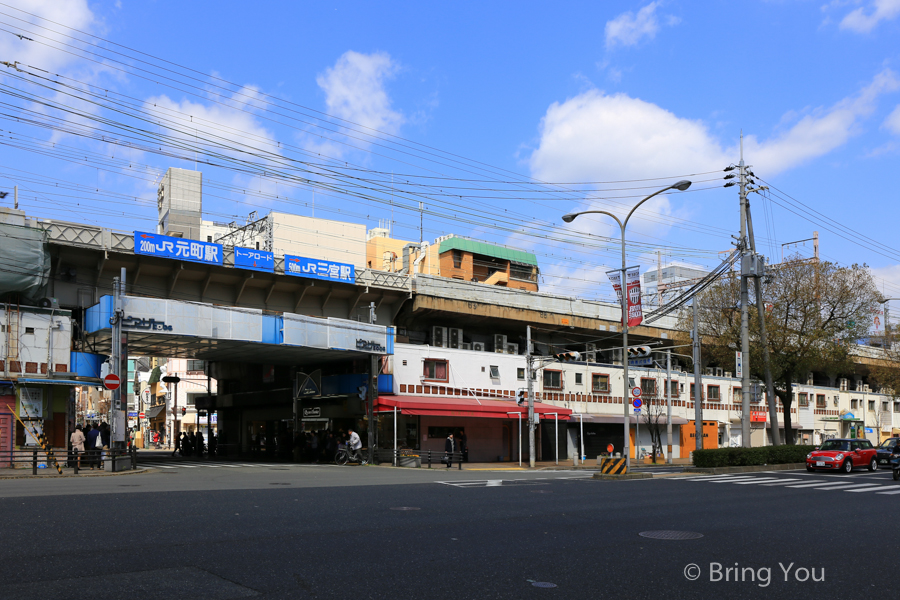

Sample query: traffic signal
[554,351,581,362]
[181,407,186,416]
[627,346,651,358]
[516,388,526,406]
[357,384,368,401]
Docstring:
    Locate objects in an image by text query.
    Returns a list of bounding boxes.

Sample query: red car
[806,438,877,473]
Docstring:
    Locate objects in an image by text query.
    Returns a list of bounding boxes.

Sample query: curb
[592,472,653,480]
[682,463,806,475]
[0,468,149,480]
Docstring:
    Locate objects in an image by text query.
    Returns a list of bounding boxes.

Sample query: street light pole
[562,180,691,469]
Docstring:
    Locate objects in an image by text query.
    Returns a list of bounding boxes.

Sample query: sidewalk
[0,466,148,479]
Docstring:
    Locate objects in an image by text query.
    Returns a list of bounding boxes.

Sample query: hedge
[692,445,816,468]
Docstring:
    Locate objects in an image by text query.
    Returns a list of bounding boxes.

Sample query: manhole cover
[532,582,557,588]
[639,530,704,540]
[390,507,421,511]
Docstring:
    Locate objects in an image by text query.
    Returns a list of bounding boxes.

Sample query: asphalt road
[1,463,898,599]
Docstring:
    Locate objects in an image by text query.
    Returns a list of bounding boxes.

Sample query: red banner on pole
[625,266,643,327]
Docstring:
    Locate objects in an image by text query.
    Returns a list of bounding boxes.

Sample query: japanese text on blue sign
[134,232,223,265]
[284,255,355,283]
[234,247,274,272]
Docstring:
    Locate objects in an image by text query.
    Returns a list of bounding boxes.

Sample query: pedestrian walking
[458,429,468,463]
[444,433,455,468]
[85,424,100,467]
[196,430,205,457]
[172,431,181,457]
[70,424,85,470]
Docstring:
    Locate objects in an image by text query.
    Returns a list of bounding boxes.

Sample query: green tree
[679,258,879,445]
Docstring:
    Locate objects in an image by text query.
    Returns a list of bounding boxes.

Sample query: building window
[510,263,535,282]
[592,374,609,393]
[707,385,720,401]
[816,394,826,408]
[517,368,525,380]
[256,241,260,250]
[851,399,858,409]
[575,373,583,385]
[868,400,875,411]
[543,370,562,390]
[641,378,657,396]
[489,365,500,378]
[668,380,680,397]
[423,359,448,382]
[207,236,213,242]
[186,360,206,373]
[690,383,700,401]
[799,393,808,407]
[883,401,890,412]
[452,250,462,269]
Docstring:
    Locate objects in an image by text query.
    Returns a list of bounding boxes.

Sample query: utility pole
[692,300,703,451]
[744,190,781,445]
[733,135,781,446]
[739,138,752,448]
[527,325,535,468]
[419,202,424,244]
[666,349,672,464]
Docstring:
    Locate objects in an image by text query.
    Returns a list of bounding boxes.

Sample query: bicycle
[334,443,368,466]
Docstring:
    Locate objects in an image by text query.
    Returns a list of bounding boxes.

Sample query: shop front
[375,396,572,462]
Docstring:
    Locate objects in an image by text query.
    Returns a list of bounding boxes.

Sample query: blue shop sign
[235,247,274,272]
[284,255,355,283]
[134,232,223,266]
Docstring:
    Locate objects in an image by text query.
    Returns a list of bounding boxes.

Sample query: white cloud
[316,50,404,135]
[884,105,900,134]
[839,0,900,33]
[144,86,280,167]
[0,0,95,73]
[605,2,675,50]
[528,69,900,185]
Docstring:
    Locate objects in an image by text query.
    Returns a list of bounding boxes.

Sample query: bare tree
[678,257,879,444]
[641,373,666,463]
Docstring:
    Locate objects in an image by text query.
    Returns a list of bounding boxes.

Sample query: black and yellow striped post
[599,457,628,475]
[5,403,63,475]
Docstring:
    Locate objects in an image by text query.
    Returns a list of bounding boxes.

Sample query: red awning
[375,396,571,420]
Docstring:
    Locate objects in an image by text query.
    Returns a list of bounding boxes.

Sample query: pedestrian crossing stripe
[676,474,900,494]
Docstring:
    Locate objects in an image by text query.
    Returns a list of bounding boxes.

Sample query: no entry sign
[103,373,121,390]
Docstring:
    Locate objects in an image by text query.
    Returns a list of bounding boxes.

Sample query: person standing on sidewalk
[444,433,455,469]
[85,424,99,468]
[70,424,85,470]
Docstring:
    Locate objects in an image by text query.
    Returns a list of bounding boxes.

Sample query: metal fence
[375,449,463,469]
[1,448,138,474]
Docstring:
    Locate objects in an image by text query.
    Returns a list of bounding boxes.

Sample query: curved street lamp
[561,180,691,469]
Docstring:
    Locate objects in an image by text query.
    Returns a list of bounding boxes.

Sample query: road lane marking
[843,485,887,492]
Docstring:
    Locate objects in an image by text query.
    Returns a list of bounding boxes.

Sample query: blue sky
[1,0,900,308]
